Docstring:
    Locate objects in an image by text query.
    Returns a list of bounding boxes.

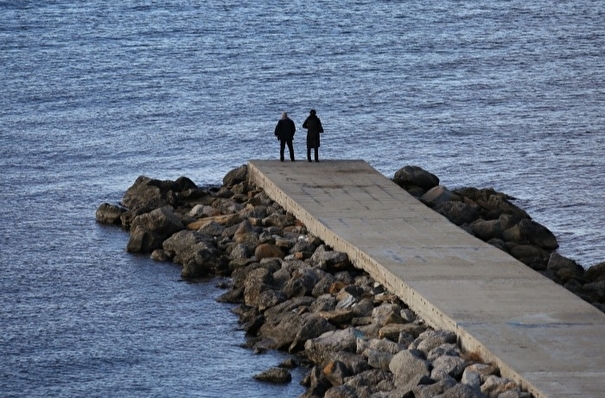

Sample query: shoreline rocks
[96,164,605,398]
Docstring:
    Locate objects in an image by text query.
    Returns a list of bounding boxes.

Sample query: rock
[414,378,458,398]
[95,203,127,225]
[279,358,298,369]
[304,328,361,364]
[421,186,461,207]
[503,219,559,250]
[389,350,431,388]
[319,309,356,326]
[434,201,480,226]
[582,280,605,303]
[230,243,252,260]
[393,165,440,191]
[254,243,285,260]
[310,245,350,270]
[454,187,529,220]
[181,248,224,279]
[301,366,332,398]
[263,296,316,320]
[462,363,498,385]
[262,213,293,228]
[481,375,518,398]
[430,355,467,380]
[438,383,486,398]
[509,244,549,270]
[187,213,242,230]
[427,343,461,362]
[546,252,584,282]
[331,351,370,375]
[344,369,394,395]
[162,230,214,259]
[312,274,337,297]
[259,311,305,350]
[290,313,337,352]
[361,338,405,356]
[127,206,184,253]
[411,330,457,355]
[323,360,350,386]
[223,164,248,187]
[366,349,394,371]
[379,323,425,341]
[257,289,287,311]
[461,367,482,390]
[324,385,358,398]
[372,303,404,326]
[244,267,274,307]
[197,220,225,236]
[122,176,174,212]
[469,219,503,241]
[283,267,325,298]
[122,175,197,213]
[585,261,605,282]
[150,249,172,262]
[253,367,291,384]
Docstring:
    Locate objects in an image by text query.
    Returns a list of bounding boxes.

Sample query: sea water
[1,1,604,396]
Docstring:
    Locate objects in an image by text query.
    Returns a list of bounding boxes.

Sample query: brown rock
[254,243,285,260]
[186,214,241,230]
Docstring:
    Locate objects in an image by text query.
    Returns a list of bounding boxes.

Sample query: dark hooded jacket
[303,114,323,148]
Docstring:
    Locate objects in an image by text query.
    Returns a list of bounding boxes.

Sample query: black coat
[303,115,323,148]
[274,117,296,141]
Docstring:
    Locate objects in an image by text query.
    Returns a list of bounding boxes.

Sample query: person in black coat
[302,109,324,162]
[274,112,296,161]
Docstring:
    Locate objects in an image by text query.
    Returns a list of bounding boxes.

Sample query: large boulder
[389,350,431,388]
[181,248,225,279]
[253,367,292,384]
[454,187,530,220]
[434,201,480,226]
[122,175,198,212]
[469,219,504,241]
[420,186,461,207]
[255,243,285,261]
[509,244,549,270]
[584,261,605,282]
[310,245,350,270]
[222,164,248,187]
[546,252,584,283]
[126,206,184,253]
[502,219,559,250]
[304,328,361,364]
[393,166,439,191]
[283,267,327,298]
[95,203,127,225]
[244,267,275,307]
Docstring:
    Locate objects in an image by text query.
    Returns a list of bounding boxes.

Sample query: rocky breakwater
[96,164,604,398]
[393,166,605,313]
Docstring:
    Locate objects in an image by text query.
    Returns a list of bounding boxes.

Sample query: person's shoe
[315,160,320,162]
[308,159,312,162]
[280,159,284,162]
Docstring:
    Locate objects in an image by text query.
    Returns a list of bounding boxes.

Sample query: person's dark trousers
[307,147,319,162]
[280,139,295,161]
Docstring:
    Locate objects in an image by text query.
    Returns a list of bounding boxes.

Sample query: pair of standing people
[274,110,324,162]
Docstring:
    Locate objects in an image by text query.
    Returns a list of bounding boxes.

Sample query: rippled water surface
[1,1,604,396]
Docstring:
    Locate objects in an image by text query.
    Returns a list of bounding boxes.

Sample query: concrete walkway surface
[247,159,605,398]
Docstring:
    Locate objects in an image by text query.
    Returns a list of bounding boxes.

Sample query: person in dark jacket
[302,109,324,162]
[274,112,296,162]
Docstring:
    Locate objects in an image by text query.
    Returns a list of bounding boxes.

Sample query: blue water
[1,1,604,396]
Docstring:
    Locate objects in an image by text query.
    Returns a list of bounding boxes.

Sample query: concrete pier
[247,159,605,398]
